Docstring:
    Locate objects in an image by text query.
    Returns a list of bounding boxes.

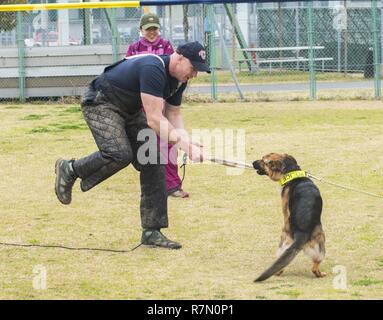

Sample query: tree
[0,0,28,31]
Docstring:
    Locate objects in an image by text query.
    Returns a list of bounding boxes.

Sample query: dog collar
[279,170,307,186]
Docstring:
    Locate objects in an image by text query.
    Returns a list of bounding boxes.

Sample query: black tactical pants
[73,87,168,229]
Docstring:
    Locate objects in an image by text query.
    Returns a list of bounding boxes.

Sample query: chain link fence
[0,0,381,102]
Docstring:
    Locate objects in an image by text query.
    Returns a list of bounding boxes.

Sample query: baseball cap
[176,42,211,73]
[140,13,160,30]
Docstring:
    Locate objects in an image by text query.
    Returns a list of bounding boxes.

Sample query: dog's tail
[254,232,309,282]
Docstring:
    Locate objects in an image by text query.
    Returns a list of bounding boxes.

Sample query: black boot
[141,229,182,249]
[55,159,78,205]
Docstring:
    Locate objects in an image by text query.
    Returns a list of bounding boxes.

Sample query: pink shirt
[126,36,174,57]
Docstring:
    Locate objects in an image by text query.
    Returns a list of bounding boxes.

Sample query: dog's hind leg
[312,261,326,278]
[275,231,293,276]
[304,225,326,278]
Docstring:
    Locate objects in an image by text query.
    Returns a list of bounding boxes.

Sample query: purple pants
[157,136,182,192]
[141,107,182,192]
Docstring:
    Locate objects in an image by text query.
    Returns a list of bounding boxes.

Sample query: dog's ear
[281,155,300,173]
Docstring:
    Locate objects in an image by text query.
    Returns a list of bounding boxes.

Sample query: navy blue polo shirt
[101,54,187,107]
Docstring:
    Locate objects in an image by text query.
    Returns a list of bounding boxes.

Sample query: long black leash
[0,158,190,254]
[1,155,187,254]
[0,242,132,253]
[0,233,154,253]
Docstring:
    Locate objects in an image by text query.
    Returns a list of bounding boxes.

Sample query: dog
[252,153,326,282]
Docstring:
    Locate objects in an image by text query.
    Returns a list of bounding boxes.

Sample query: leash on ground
[0,233,154,253]
[207,157,383,199]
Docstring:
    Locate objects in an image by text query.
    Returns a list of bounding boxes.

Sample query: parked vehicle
[24,31,81,47]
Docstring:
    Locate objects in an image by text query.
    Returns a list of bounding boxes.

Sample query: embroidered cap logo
[199,50,206,61]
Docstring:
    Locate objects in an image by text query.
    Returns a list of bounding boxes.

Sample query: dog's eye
[268,160,280,170]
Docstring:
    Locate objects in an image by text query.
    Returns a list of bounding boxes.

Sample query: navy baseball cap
[176,42,211,73]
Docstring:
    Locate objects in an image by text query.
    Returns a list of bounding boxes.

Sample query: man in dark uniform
[54,42,210,249]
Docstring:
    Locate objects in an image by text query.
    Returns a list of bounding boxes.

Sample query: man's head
[169,42,210,83]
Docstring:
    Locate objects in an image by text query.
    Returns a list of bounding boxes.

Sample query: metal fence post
[307,0,316,100]
[16,11,26,103]
[343,0,348,76]
[105,8,119,62]
[206,5,217,101]
[295,6,300,70]
[224,3,256,72]
[211,5,244,100]
[83,0,92,45]
[372,0,381,98]
[111,8,119,62]
[381,0,383,67]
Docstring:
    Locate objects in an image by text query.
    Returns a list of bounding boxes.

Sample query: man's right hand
[188,143,204,163]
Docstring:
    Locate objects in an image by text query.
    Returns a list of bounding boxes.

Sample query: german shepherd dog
[252,153,326,282]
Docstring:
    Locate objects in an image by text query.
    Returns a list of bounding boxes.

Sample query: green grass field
[1,100,383,299]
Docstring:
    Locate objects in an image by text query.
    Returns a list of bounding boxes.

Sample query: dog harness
[279,170,307,186]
